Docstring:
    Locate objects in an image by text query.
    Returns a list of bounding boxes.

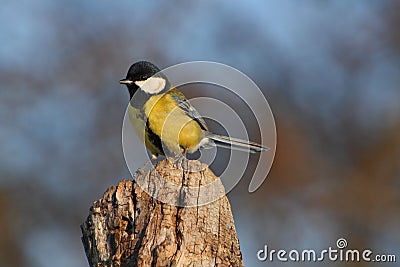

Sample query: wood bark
[81,159,243,267]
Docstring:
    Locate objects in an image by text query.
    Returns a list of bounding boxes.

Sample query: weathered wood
[81,159,243,267]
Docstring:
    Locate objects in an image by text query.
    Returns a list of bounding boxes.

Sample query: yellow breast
[128,104,163,156]
[143,93,203,153]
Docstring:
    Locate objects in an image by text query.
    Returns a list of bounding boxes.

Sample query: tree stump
[81,159,243,267]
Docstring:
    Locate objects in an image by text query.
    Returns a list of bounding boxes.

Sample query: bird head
[120,61,167,98]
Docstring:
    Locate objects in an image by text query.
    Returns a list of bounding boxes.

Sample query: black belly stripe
[145,120,164,156]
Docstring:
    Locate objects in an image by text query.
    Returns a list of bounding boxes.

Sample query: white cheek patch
[135,77,166,94]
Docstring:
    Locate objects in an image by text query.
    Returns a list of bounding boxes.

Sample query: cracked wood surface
[81,159,243,267]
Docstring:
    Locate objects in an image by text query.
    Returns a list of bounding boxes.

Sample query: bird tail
[205,132,269,153]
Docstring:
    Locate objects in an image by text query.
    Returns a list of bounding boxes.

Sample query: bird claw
[134,155,158,177]
[169,156,205,173]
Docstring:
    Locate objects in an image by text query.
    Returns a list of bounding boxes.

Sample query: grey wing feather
[170,94,209,131]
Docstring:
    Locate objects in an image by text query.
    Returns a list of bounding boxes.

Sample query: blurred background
[1,0,399,266]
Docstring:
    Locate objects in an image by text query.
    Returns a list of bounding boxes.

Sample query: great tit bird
[120,61,268,159]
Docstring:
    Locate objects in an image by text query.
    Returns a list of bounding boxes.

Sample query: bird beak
[119,79,133,85]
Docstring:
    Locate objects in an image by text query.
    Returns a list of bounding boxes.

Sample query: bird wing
[168,88,209,131]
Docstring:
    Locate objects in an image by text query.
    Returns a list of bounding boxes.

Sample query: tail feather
[206,133,269,153]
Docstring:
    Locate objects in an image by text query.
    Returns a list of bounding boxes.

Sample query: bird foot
[134,155,158,177]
